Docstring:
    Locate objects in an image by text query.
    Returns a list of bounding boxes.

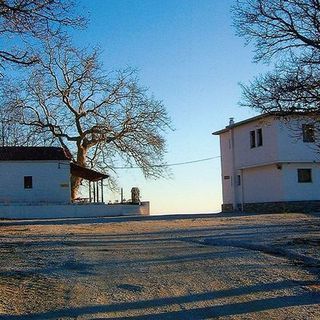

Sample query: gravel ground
[0,212,319,319]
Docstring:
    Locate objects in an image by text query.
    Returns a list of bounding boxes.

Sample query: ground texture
[0,212,319,319]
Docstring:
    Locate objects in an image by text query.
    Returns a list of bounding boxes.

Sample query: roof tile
[0,147,71,161]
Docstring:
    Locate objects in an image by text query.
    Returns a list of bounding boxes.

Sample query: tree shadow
[0,280,318,320]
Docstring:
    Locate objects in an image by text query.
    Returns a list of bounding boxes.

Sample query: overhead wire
[111,155,220,169]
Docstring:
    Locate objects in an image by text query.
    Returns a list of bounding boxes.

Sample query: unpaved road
[0,213,319,319]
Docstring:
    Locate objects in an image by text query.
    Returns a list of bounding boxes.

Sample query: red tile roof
[0,147,72,161]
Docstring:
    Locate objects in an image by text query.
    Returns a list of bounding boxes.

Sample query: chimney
[229,117,234,126]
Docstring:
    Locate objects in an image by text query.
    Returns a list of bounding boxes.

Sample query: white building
[0,147,72,204]
[0,147,149,218]
[213,113,320,213]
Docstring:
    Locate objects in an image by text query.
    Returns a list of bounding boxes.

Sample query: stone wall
[221,201,320,213]
[221,203,233,212]
[243,201,320,213]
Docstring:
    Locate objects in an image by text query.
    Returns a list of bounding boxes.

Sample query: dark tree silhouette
[233,0,320,114]
[1,41,171,199]
[0,0,84,71]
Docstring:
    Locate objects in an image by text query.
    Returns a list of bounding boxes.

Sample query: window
[302,124,315,142]
[24,176,33,189]
[297,169,312,183]
[250,128,263,148]
[237,175,241,186]
[257,128,263,146]
[250,130,256,148]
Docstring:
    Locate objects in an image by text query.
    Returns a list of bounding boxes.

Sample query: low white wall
[0,202,150,219]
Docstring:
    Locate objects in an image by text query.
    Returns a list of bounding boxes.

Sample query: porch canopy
[70,163,109,203]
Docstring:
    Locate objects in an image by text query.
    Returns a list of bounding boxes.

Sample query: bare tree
[0,0,84,71]
[0,98,53,146]
[233,0,320,115]
[2,41,171,199]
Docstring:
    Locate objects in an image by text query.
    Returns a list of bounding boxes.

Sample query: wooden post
[101,179,104,203]
[89,181,92,202]
[93,181,96,202]
[96,180,99,202]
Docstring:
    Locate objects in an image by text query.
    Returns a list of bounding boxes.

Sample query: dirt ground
[0,212,319,319]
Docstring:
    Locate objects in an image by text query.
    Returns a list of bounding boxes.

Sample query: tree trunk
[70,145,88,201]
[71,175,82,201]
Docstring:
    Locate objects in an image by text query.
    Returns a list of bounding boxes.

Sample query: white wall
[277,119,320,162]
[221,116,320,170]
[219,118,279,206]
[282,163,320,201]
[0,161,70,204]
[242,165,284,203]
[219,131,234,204]
[0,202,150,219]
[232,118,278,168]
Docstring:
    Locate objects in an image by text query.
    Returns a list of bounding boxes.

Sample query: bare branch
[0,0,85,71]
[1,41,172,198]
[234,0,320,145]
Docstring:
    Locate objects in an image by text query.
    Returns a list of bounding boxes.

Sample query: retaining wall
[221,201,320,213]
[0,202,150,219]
[243,201,320,213]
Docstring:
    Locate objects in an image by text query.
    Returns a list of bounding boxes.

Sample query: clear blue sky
[74,0,266,214]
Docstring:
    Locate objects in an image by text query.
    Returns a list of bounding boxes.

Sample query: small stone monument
[131,187,140,204]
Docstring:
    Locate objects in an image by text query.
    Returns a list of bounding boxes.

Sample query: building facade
[0,147,71,204]
[213,114,320,213]
[0,146,150,218]
[0,146,109,205]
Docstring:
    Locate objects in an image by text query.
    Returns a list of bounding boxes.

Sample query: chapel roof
[0,146,71,161]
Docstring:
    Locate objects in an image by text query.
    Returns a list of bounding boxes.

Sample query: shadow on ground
[0,280,319,320]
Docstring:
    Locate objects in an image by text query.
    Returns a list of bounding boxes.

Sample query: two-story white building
[213,113,320,213]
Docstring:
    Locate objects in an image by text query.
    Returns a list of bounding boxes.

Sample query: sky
[72,0,267,214]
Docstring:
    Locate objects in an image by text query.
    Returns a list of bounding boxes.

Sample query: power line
[112,156,220,169]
